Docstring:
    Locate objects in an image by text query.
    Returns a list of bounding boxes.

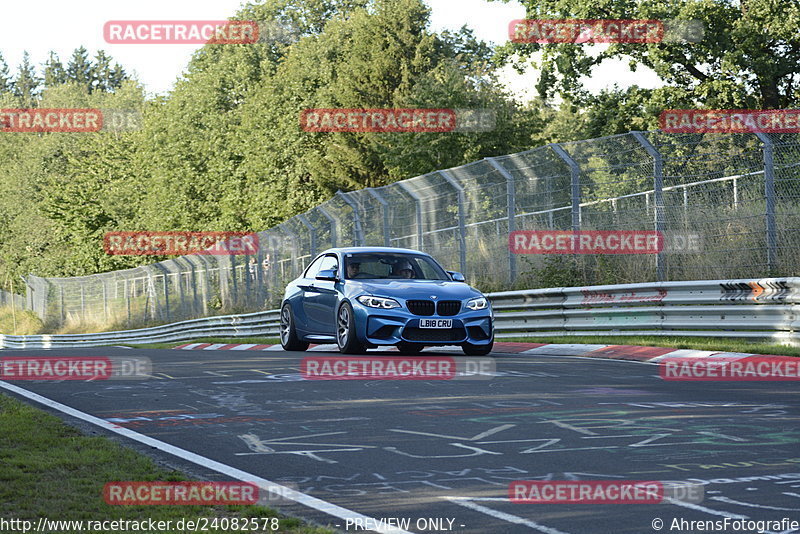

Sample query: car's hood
[347,279,483,301]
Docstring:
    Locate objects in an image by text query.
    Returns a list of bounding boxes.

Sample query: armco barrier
[1,278,798,349]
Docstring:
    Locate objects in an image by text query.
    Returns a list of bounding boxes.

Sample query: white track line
[521,344,607,355]
[444,497,573,533]
[0,380,412,534]
[228,344,258,351]
[308,344,339,352]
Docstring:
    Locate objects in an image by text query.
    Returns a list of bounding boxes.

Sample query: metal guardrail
[1,277,798,349]
[0,310,281,349]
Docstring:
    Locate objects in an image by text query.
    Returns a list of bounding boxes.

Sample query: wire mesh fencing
[21,130,800,330]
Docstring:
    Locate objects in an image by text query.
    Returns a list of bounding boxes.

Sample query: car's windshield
[344,253,449,280]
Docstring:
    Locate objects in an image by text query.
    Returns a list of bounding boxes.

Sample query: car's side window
[303,255,326,278]
[317,255,339,275]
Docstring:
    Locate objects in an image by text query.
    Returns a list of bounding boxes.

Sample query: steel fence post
[229,253,239,308]
[367,188,391,246]
[632,132,666,281]
[317,206,338,248]
[182,258,197,317]
[549,143,581,232]
[256,232,267,307]
[171,259,188,319]
[336,190,364,246]
[397,182,424,250]
[124,279,130,327]
[486,157,517,282]
[80,282,86,324]
[755,132,778,272]
[297,214,318,258]
[279,224,301,278]
[102,280,108,321]
[151,264,171,323]
[197,255,212,316]
[439,170,468,275]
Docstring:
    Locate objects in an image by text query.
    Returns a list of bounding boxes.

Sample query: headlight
[466,297,488,311]
[357,295,401,309]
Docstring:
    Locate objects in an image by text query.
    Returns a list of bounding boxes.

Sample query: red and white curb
[172,342,786,362]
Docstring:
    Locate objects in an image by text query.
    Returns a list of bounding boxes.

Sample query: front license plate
[419,318,452,329]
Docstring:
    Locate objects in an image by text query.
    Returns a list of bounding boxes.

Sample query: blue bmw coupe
[279,247,494,355]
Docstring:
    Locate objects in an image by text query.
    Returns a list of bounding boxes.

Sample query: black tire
[396,342,425,355]
[462,340,493,356]
[280,303,309,351]
[337,301,366,354]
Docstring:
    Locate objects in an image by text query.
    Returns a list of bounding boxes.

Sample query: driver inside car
[392,259,415,279]
[346,261,361,278]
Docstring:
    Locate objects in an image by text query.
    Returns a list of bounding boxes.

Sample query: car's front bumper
[351,300,493,346]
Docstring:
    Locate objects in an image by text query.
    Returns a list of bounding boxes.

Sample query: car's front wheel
[280,303,309,351]
[337,302,366,354]
[462,341,493,356]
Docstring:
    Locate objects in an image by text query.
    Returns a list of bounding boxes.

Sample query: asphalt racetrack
[2,346,800,534]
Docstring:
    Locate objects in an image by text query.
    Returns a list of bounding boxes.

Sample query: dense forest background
[0,0,797,286]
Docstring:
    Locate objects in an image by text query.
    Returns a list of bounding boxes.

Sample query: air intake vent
[406,300,435,316]
[437,301,461,316]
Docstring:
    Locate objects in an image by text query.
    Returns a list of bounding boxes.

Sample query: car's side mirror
[316,269,338,281]
[448,271,466,282]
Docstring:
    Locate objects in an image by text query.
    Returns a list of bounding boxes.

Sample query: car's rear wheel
[462,341,493,356]
[280,303,309,351]
[397,342,425,355]
[337,302,366,354]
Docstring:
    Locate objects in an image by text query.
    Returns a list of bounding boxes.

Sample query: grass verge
[0,393,332,533]
[498,335,800,357]
[0,306,44,335]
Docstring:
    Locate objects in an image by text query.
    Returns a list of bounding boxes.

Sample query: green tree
[0,52,12,93]
[66,46,93,92]
[43,52,66,87]
[496,0,800,109]
[13,52,39,106]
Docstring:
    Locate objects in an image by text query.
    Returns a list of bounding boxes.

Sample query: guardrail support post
[336,190,365,246]
[755,132,778,272]
[549,143,581,232]
[439,170,468,275]
[367,188,391,246]
[316,206,338,248]
[486,157,518,283]
[632,132,666,281]
[398,182,424,250]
